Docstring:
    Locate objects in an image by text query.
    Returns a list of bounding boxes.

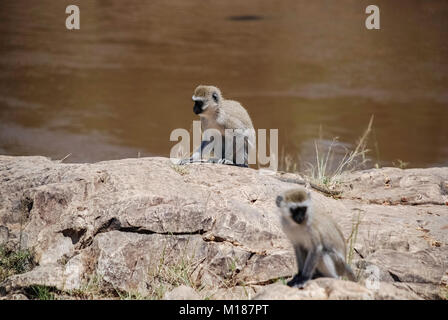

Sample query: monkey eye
[212,93,219,102]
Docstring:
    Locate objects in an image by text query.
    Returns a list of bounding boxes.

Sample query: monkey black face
[193,100,204,114]
[290,206,307,224]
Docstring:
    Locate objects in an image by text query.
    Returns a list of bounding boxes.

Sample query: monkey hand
[287,273,308,289]
[208,158,249,167]
[177,158,192,165]
[216,158,235,165]
[286,273,300,287]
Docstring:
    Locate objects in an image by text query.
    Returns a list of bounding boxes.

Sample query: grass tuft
[392,159,410,169]
[146,241,201,299]
[347,210,363,266]
[0,245,35,282]
[170,163,189,176]
[306,116,374,189]
[67,273,118,299]
[26,285,55,300]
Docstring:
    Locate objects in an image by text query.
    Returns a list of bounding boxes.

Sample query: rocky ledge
[0,156,447,300]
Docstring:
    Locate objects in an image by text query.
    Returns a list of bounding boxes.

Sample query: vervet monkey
[276,188,356,288]
[179,85,255,167]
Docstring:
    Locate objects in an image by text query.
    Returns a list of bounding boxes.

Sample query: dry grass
[17,240,204,300]
[346,210,363,267]
[62,273,118,300]
[65,273,146,300]
[170,163,190,175]
[392,159,410,169]
[58,153,72,163]
[64,246,201,300]
[278,116,375,193]
[26,285,56,300]
[146,241,202,299]
[305,116,374,188]
[0,245,35,283]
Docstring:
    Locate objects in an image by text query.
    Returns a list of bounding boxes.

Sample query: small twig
[59,153,72,163]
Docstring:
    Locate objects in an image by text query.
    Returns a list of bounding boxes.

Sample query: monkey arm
[294,246,305,274]
[301,247,321,280]
[293,247,322,288]
[193,139,214,159]
[222,130,246,166]
[287,246,305,287]
[287,273,301,287]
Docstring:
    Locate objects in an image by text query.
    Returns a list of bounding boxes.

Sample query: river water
[0,0,447,170]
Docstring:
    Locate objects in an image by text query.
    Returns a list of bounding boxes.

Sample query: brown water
[0,0,447,170]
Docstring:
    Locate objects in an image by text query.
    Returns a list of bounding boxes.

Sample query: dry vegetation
[0,245,35,283]
[306,116,373,188]
[280,116,374,193]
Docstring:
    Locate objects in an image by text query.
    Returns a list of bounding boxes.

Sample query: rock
[0,156,447,300]
[1,265,65,294]
[358,247,447,299]
[339,167,448,205]
[253,279,421,300]
[370,282,422,300]
[439,269,448,299]
[253,282,328,300]
[313,278,374,300]
[362,248,446,284]
[163,285,201,300]
[0,226,8,245]
[200,285,261,300]
[0,293,28,300]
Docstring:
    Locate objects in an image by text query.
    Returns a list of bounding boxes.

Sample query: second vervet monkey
[276,188,356,288]
[179,85,255,167]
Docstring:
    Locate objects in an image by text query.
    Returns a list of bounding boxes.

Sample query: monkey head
[276,188,312,225]
[192,85,222,116]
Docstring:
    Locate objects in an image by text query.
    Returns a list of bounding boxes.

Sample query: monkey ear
[212,92,219,103]
[275,196,283,207]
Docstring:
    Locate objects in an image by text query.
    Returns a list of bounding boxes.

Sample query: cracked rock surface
[0,156,447,299]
